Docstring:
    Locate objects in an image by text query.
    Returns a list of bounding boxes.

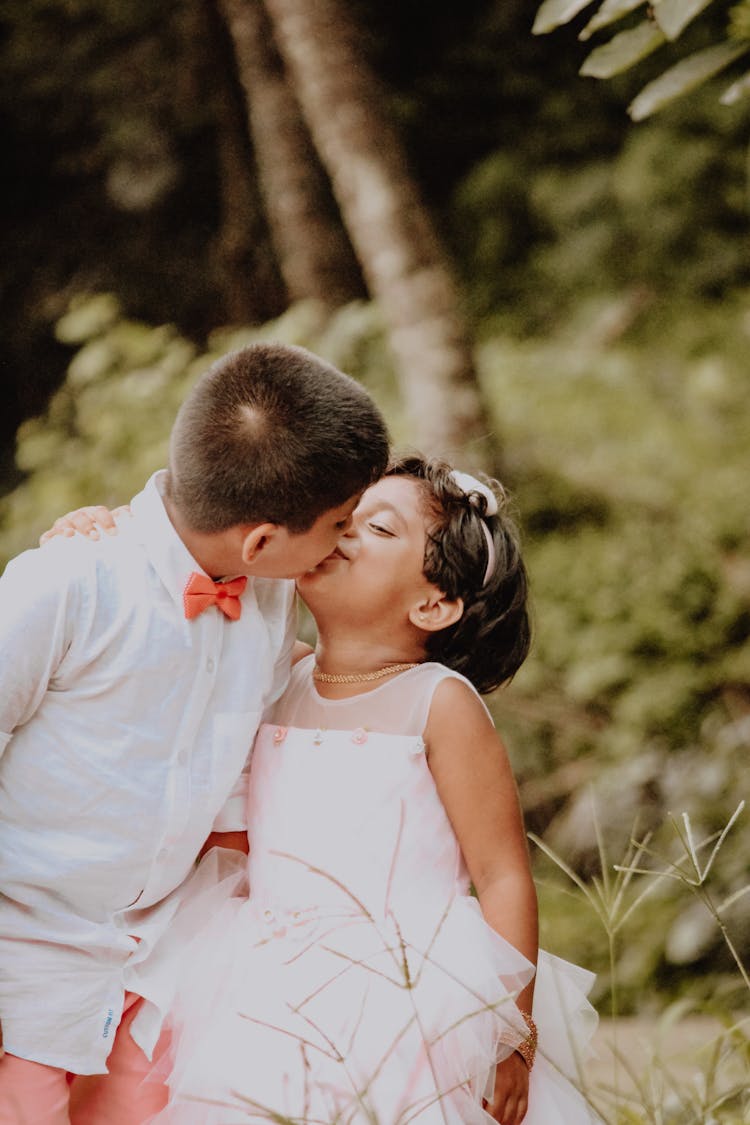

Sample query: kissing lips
[323,545,350,563]
[302,546,350,577]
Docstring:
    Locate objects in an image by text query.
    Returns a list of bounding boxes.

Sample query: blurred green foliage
[453,94,750,331]
[482,309,750,1006]
[534,0,750,122]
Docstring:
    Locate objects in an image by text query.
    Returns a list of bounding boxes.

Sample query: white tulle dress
[134,659,600,1124]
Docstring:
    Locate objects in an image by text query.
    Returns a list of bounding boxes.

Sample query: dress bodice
[245,659,475,922]
[268,655,474,736]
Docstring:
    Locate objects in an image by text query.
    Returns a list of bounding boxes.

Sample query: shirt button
[206,657,215,674]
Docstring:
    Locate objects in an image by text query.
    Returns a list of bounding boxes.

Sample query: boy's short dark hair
[167,343,390,533]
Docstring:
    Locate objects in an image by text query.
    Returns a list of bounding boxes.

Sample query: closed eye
[368,522,396,536]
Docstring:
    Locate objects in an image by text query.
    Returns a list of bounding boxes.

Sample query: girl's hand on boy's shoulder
[484,1051,529,1124]
[39,504,130,545]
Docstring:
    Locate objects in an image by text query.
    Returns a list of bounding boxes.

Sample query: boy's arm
[0,547,79,760]
[0,547,85,1059]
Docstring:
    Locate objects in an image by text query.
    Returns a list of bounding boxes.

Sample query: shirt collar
[129,470,251,615]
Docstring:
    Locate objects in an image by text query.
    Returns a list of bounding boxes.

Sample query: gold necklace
[312,662,419,684]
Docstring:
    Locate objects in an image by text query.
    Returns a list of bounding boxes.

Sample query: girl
[48,457,599,1125]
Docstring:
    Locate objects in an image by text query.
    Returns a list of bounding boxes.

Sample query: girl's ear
[409,593,464,633]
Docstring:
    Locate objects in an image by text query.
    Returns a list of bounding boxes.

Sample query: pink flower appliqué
[272,726,288,745]
[351,728,368,745]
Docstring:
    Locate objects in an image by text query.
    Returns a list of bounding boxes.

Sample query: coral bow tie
[183,572,248,621]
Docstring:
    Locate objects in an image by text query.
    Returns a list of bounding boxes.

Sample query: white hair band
[448,470,497,587]
[479,520,496,587]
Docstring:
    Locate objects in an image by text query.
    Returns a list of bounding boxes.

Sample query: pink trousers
[0,994,169,1125]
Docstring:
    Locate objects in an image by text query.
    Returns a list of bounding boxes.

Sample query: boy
[0,342,389,1124]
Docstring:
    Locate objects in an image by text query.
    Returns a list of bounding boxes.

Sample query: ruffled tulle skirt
[135,851,600,1124]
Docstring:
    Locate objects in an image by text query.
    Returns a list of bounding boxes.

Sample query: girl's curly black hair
[386,455,531,695]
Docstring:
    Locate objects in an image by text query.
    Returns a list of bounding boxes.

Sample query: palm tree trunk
[261,0,498,468]
[218,0,362,308]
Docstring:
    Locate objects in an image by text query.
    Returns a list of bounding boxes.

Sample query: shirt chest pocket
[209,710,262,791]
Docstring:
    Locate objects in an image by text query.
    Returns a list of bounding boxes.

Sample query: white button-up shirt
[0,471,296,1073]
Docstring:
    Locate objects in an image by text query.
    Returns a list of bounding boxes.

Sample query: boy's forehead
[319,493,360,521]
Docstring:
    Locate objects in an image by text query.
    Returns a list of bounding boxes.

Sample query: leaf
[681,811,701,875]
[653,0,717,42]
[55,294,121,345]
[718,884,750,914]
[721,68,750,104]
[581,21,665,78]
[629,41,750,119]
[528,832,608,925]
[580,0,645,42]
[701,800,745,883]
[533,0,595,35]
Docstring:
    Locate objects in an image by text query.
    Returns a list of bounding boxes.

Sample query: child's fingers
[39,525,75,544]
[90,504,120,531]
[486,1054,529,1124]
[68,505,118,535]
[39,514,82,544]
[39,506,117,545]
[486,1091,528,1125]
[56,509,102,538]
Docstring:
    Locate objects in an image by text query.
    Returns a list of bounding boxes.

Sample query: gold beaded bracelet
[500,1009,538,1071]
[515,1010,538,1070]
